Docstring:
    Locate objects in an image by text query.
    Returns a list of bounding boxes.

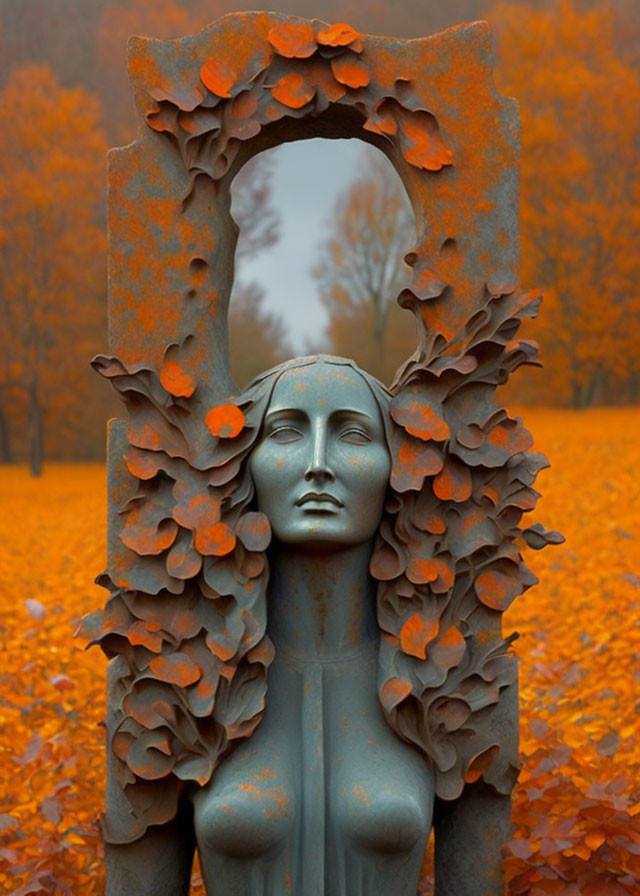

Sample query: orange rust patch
[433,456,473,502]
[401,115,453,170]
[430,625,466,671]
[330,55,371,89]
[271,72,316,109]
[264,785,288,819]
[392,399,450,442]
[317,22,361,47]
[476,570,519,611]
[159,359,196,398]
[268,21,316,58]
[307,58,347,102]
[353,785,370,806]
[400,612,439,659]
[128,621,163,653]
[195,521,236,556]
[406,556,438,585]
[379,676,412,711]
[149,653,201,687]
[205,403,245,438]
[240,782,263,798]
[200,58,236,98]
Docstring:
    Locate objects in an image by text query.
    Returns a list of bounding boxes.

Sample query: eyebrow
[263,407,377,424]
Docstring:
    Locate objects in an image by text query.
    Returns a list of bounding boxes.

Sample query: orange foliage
[502,406,640,893]
[313,150,417,384]
[0,65,109,472]
[95,0,209,144]
[1,407,639,893]
[491,0,640,407]
[227,282,293,389]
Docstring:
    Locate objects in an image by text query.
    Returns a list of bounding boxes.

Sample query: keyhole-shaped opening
[229,138,416,389]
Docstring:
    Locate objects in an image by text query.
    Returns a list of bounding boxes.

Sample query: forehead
[268,363,381,418]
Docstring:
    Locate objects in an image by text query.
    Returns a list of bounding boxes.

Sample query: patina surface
[79,11,560,891]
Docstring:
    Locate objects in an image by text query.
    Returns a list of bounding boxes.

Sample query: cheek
[345,449,391,508]
[249,445,299,510]
[249,448,277,510]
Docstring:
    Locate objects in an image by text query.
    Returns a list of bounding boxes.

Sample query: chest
[192,650,434,896]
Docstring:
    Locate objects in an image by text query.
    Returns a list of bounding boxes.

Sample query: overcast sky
[232,138,373,353]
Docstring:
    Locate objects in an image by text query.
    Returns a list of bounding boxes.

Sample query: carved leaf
[195,521,236,557]
[390,391,450,442]
[400,112,453,170]
[200,58,236,98]
[391,435,444,492]
[465,745,499,783]
[204,404,245,438]
[271,72,316,109]
[317,22,362,47]
[159,359,196,398]
[267,22,316,58]
[433,456,473,502]
[475,569,521,611]
[400,612,439,659]
[149,652,202,687]
[330,54,371,88]
[430,626,466,671]
[235,513,271,552]
[379,677,413,713]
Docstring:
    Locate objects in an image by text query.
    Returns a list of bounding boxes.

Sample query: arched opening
[228,137,417,389]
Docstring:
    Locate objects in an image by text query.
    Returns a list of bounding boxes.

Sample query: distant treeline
[1,0,638,471]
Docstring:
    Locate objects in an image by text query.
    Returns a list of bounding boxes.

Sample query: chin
[274,525,373,553]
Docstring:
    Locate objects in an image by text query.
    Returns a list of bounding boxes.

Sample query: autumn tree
[0,61,286,469]
[312,150,417,385]
[228,282,293,388]
[228,151,291,387]
[0,65,108,473]
[95,0,223,144]
[491,0,640,407]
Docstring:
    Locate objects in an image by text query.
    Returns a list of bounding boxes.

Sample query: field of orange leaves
[0,406,639,896]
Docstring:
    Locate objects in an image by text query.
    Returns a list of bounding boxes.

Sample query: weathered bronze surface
[80,12,561,894]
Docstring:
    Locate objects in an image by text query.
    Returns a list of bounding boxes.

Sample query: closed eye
[339,427,372,445]
[269,425,303,443]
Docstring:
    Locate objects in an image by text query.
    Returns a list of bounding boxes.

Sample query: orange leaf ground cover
[1,407,639,895]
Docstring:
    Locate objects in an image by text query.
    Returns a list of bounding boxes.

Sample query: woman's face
[250,362,391,550]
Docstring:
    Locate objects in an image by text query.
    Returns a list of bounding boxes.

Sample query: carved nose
[304,425,335,482]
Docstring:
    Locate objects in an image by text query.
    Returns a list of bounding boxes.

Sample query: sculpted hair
[82,341,554,841]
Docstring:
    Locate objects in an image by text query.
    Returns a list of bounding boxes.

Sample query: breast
[194,769,297,859]
[323,650,435,857]
[334,783,429,854]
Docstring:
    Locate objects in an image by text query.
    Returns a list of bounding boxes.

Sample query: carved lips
[296,491,344,509]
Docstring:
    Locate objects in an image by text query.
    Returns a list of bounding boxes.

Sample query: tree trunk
[372,297,387,373]
[0,399,12,463]
[28,380,44,476]
[584,368,605,407]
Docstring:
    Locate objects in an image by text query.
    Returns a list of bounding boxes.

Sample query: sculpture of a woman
[92,355,525,896]
[84,13,561,894]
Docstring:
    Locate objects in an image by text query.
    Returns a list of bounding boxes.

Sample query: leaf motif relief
[271,72,316,110]
[82,12,570,851]
[267,22,317,59]
[316,23,362,48]
[330,54,371,89]
[204,404,245,438]
[200,58,236,98]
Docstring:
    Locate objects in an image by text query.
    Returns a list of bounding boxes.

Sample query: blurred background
[2,7,639,894]
[1,0,639,473]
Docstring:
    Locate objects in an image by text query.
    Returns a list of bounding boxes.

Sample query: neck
[266,540,378,660]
